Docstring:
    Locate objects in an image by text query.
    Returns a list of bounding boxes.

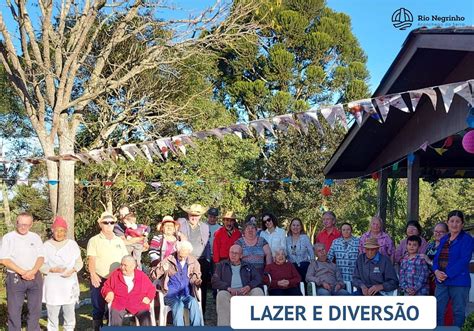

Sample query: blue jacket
[433,230,473,287]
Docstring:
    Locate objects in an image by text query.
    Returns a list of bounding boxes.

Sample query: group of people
[0,207,472,330]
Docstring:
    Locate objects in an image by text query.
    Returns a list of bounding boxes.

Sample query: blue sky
[160,0,473,92]
[327,0,474,92]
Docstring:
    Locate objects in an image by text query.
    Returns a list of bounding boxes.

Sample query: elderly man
[179,204,210,314]
[306,243,348,296]
[87,211,129,330]
[211,245,263,326]
[102,255,156,326]
[213,211,242,263]
[207,208,221,256]
[151,240,203,326]
[0,212,44,331]
[314,211,341,252]
[352,238,399,296]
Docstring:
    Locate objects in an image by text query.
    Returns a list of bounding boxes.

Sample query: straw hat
[222,211,237,219]
[97,211,117,223]
[182,204,207,216]
[364,237,381,249]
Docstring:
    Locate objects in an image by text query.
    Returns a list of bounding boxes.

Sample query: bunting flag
[296,110,324,135]
[1,80,473,166]
[408,91,423,112]
[454,170,466,177]
[434,147,448,156]
[374,96,391,122]
[419,141,428,152]
[249,119,275,138]
[272,114,300,133]
[422,87,438,110]
[389,94,410,113]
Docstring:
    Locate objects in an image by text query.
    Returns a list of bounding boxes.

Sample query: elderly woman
[150,240,203,326]
[102,255,156,326]
[394,220,428,265]
[327,222,360,282]
[286,218,314,279]
[148,216,185,267]
[260,213,286,253]
[264,249,302,296]
[358,216,394,258]
[433,210,474,327]
[41,216,83,331]
[235,220,272,276]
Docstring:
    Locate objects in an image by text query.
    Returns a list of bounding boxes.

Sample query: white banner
[231,296,436,329]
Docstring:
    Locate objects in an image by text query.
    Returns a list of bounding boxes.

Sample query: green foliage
[462,312,474,331]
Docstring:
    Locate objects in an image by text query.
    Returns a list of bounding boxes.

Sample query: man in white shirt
[0,212,45,331]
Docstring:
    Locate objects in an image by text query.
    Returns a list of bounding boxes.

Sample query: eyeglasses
[264,219,272,223]
[101,221,117,225]
[434,230,446,234]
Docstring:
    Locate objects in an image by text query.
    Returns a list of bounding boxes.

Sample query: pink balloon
[462,130,474,154]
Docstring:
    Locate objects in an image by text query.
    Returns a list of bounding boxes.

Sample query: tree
[0,0,260,237]
[213,0,370,234]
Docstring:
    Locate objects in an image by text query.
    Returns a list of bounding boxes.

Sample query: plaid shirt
[399,254,429,295]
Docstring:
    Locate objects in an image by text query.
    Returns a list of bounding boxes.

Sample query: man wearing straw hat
[179,204,211,315]
[213,211,242,263]
[352,237,398,296]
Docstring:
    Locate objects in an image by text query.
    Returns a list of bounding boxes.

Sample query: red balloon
[462,130,474,154]
[321,186,332,197]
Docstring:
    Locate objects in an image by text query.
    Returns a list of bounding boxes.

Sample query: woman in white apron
[41,216,83,331]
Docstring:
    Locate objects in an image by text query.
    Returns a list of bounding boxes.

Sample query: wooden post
[407,155,420,221]
[377,168,388,222]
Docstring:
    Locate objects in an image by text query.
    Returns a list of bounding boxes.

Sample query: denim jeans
[435,283,469,327]
[164,295,203,326]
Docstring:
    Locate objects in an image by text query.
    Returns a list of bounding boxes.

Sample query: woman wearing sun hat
[149,216,185,267]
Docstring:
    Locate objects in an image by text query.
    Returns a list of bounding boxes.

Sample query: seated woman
[148,216,184,267]
[264,248,302,296]
[101,255,156,326]
[150,240,203,326]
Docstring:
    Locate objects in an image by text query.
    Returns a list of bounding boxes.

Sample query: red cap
[52,216,68,230]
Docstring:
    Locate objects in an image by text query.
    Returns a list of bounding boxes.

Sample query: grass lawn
[0,278,218,330]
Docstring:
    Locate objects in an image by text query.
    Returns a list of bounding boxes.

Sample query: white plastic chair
[309,281,352,295]
[263,274,305,296]
[157,287,203,326]
[107,300,156,326]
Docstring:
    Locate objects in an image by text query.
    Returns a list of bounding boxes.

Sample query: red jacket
[101,268,156,315]
[212,227,242,263]
[315,228,341,252]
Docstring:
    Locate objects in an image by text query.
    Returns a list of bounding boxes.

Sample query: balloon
[462,130,474,154]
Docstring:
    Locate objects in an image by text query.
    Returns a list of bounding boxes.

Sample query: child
[123,213,150,270]
[399,235,429,295]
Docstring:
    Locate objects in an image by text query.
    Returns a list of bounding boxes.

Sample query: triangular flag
[333,104,348,130]
[389,94,409,113]
[171,137,187,155]
[453,82,472,107]
[438,83,456,113]
[347,101,363,126]
[47,179,59,185]
[434,147,448,156]
[374,96,391,122]
[74,153,90,164]
[321,107,336,128]
[88,149,104,163]
[140,144,154,162]
[392,162,399,171]
[249,119,275,138]
[454,170,466,177]
[273,114,299,133]
[120,144,145,161]
[408,91,423,112]
[142,141,163,161]
[296,110,324,135]
[419,141,428,152]
[229,124,252,138]
[443,136,453,148]
[150,182,162,190]
[407,153,415,165]
[422,87,438,110]
[155,139,169,158]
[16,179,29,186]
[205,128,225,139]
